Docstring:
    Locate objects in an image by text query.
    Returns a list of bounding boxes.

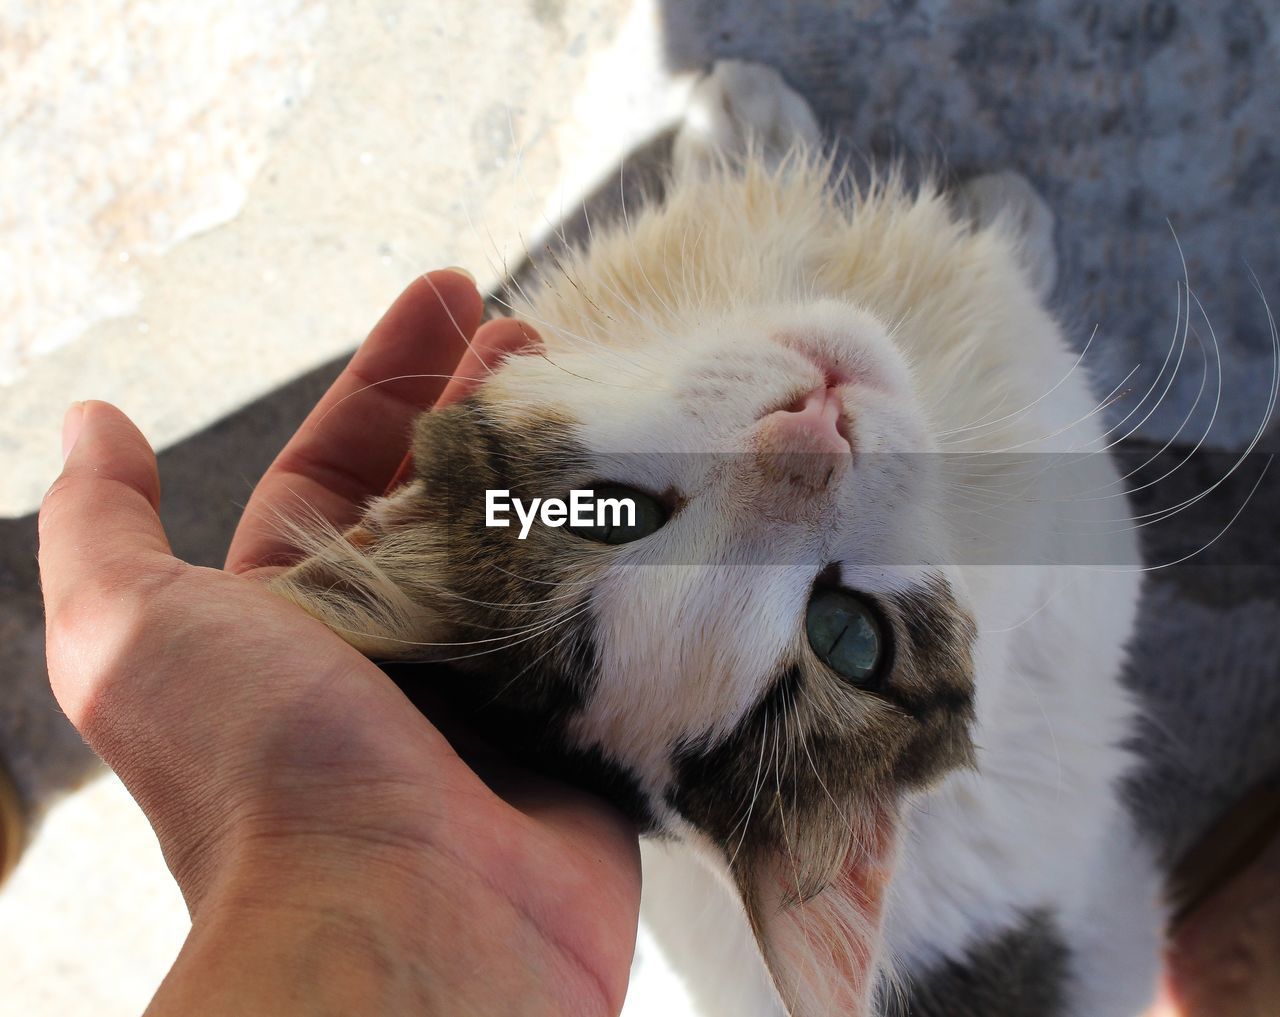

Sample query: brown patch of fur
[670,572,975,908]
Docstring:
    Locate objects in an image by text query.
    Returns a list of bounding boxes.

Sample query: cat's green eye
[569,485,668,545]
[806,588,885,686]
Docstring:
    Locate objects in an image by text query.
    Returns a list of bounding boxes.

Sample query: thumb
[39,401,181,725]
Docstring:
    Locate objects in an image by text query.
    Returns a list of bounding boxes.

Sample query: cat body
[275,62,1164,1016]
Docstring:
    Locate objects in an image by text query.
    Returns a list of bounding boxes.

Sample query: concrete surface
[1,0,327,386]
[2,1,1278,1014]
[1,0,690,517]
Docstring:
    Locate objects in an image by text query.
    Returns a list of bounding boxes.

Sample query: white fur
[494,63,1162,1015]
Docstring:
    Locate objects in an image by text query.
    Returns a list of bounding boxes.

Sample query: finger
[437,317,542,408]
[382,317,543,491]
[38,401,180,719]
[227,269,484,573]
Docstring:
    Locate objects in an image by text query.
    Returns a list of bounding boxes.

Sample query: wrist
[150,824,623,1017]
[150,833,474,1016]
[149,892,425,1016]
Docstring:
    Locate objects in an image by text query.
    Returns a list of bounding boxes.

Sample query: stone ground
[2,1,1277,1014]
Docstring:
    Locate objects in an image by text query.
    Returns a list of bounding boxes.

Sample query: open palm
[39,270,640,1016]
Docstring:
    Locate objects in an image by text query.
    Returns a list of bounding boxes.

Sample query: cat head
[275,295,977,1015]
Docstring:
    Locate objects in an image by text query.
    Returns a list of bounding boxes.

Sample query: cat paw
[956,171,1058,300]
[674,60,820,177]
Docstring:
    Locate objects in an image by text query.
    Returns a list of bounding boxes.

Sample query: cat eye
[569,484,668,544]
[805,588,885,686]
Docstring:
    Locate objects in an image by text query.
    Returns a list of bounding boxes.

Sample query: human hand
[39,270,641,1017]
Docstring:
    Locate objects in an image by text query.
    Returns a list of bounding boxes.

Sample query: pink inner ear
[827,835,896,1006]
[753,806,899,1017]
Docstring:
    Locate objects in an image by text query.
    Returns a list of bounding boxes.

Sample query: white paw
[956,171,1058,300]
[674,60,820,177]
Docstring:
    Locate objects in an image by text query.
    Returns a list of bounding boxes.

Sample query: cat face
[278,296,977,1015]
[464,296,976,802]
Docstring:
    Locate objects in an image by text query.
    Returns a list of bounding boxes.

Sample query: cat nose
[759,386,852,456]
[753,385,853,493]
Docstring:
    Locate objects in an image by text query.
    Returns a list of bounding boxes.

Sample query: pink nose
[759,386,851,456]
[753,385,852,495]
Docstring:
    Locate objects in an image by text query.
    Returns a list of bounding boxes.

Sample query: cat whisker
[486,560,599,590]
[472,604,595,713]
[1068,281,1275,546]
[487,105,680,370]
[727,703,775,872]
[794,683,852,828]
[312,372,488,430]
[936,226,1201,460]
[521,243,672,363]
[461,195,667,385]
[419,270,501,378]
[937,299,1207,515]
[576,198,691,337]
[381,596,598,664]
[485,292,668,391]
[430,578,595,613]
[1091,256,1194,449]
[772,699,806,908]
[1067,318,1213,503]
[934,322,1103,442]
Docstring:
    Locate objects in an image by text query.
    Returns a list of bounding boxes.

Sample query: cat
[271,60,1164,1016]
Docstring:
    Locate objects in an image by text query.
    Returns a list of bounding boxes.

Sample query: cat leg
[956,171,1058,301]
[674,59,820,178]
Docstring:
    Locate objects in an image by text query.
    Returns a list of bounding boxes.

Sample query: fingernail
[61,402,85,461]
[443,265,476,284]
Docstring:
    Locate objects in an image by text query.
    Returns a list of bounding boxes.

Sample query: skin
[38,269,641,1017]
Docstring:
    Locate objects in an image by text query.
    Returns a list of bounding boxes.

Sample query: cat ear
[269,481,458,660]
[735,809,898,1017]
[674,60,820,179]
[955,171,1058,301]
